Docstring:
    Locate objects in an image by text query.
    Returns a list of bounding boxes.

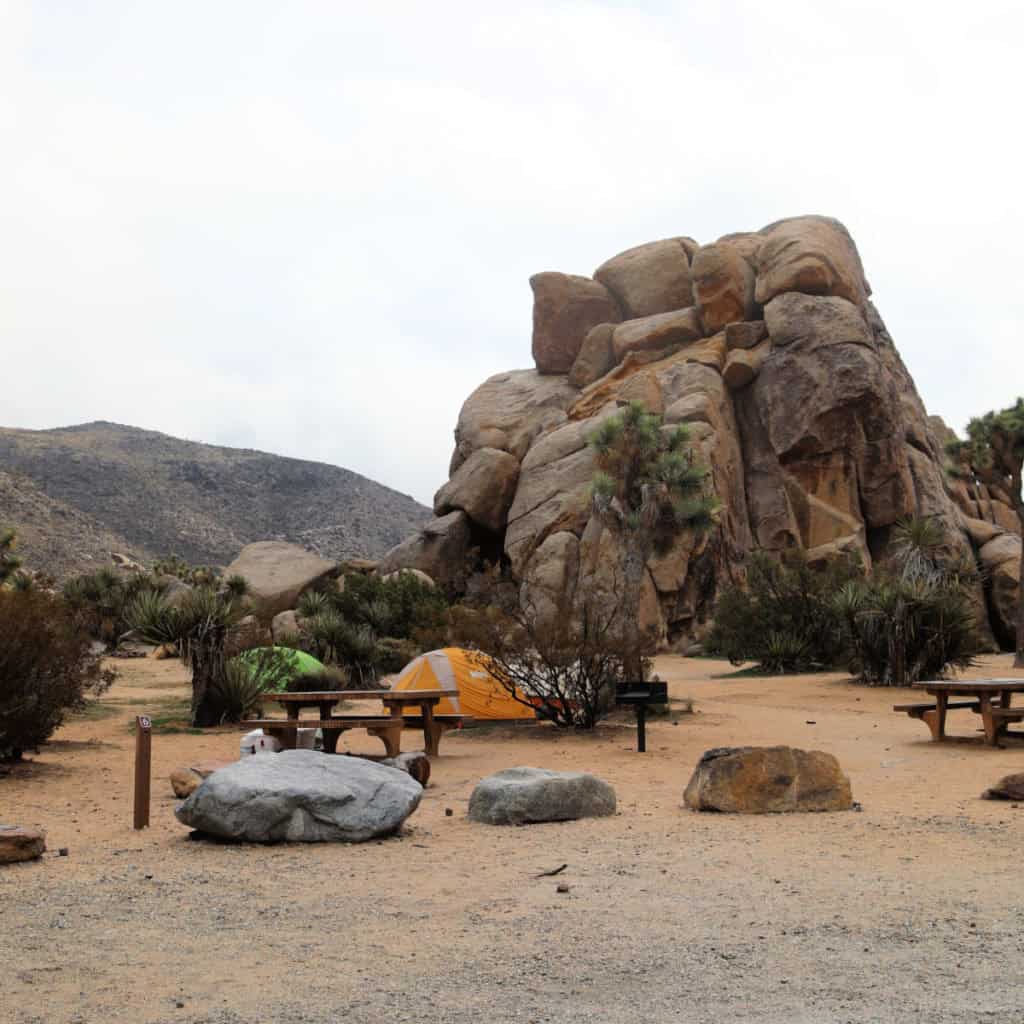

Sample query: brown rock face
[530,272,621,374]
[434,447,520,534]
[683,746,853,813]
[691,242,757,334]
[611,308,703,363]
[594,238,694,318]
[0,825,46,864]
[377,511,471,592]
[414,214,1013,649]
[755,215,870,308]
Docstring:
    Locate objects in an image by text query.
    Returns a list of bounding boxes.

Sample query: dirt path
[3,655,1024,1023]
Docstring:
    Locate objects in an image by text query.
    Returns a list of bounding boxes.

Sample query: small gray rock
[175,750,422,843]
[468,766,616,826]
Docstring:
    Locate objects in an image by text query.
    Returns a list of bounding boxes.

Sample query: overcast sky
[3,1,1022,506]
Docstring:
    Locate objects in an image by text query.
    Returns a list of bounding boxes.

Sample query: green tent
[232,646,326,692]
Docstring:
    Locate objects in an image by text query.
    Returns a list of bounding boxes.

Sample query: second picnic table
[895,679,1024,745]
[251,689,454,756]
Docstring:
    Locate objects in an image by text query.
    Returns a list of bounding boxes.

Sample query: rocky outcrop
[468,767,616,825]
[683,746,853,813]
[225,542,337,619]
[175,750,423,842]
[386,214,1013,649]
[377,511,471,592]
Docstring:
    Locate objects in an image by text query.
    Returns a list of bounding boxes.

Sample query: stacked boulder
[382,215,1014,649]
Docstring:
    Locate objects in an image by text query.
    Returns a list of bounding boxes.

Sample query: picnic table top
[263,689,451,702]
[912,679,1024,692]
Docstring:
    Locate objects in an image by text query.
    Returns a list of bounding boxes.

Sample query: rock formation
[382,214,1017,648]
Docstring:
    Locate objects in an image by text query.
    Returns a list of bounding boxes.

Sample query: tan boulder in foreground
[0,825,46,864]
[684,746,853,813]
[225,541,337,619]
[434,446,520,533]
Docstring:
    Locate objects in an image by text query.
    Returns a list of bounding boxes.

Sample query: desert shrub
[333,571,448,647]
[451,577,647,729]
[707,551,863,672]
[303,610,381,685]
[375,636,422,675]
[0,589,114,760]
[151,556,220,587]
[297,589,332,619]
[126,586,248,726]
[208,660,269,723]
[835,578,977,686]
[285,666,352,692]
[62,568,165,646]
[834,518,980,686]
[222,574,250,598]
[0,528,21,585]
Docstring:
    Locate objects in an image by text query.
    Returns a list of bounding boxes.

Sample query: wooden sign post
[133,715,152,830]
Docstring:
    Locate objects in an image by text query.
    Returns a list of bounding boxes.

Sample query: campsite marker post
[134,715,152,830]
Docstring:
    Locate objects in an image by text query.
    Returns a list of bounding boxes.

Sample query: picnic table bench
[894,679,1024,745]
[244,688,464,757]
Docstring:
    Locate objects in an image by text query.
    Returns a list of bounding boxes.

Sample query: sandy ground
[4,654,1024,1024]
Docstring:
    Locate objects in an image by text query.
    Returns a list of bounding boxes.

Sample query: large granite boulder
[684,746,853,813]
[0,825,46,864]
[225,542,337,619]
[754,215,870,308]
[450,370,577,473]
[377,511,471,592]
[405,213,1016,651]
[691,241,757,334]
[434,447,520,534]
[594,238,694,318]
[468,767,616,825]
[530,272,621,374]
[175,750,423,842]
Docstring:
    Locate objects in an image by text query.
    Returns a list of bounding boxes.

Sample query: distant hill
[0,422,430,579]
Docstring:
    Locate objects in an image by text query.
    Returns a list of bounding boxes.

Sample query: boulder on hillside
[434,447,520,534]
[468,767,616,825]
[225,541,338,619]
[684,746,853,813]
[594,238,694,318]
[530,272,622,374]
[175,750,423,842]
[0,825,46,864]
[755,215,870,308]
[377,510,471,591]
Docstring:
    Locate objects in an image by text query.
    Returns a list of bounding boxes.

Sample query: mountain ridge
[0,421,429,579]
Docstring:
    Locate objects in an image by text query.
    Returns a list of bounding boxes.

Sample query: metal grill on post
[615,681,668,753]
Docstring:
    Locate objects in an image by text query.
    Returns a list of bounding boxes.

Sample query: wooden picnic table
[896,679,1024,745]
[256,689,455,756]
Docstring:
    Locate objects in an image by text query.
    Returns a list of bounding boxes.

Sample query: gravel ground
[3,655,1024,1023]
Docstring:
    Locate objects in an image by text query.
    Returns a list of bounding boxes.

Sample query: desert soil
[3,654,1024,1024]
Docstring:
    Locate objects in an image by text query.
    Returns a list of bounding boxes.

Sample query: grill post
[635,704,647,753]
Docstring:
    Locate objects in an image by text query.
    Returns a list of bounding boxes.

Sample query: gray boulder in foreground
[468,766,616,825]
[684,746,853,813]
[175,749,423,842]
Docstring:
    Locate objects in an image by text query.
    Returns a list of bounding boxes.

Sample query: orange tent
[391,648,536,721]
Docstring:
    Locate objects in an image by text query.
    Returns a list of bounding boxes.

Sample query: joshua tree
[589,401,718,679]
[947,398,1024,666]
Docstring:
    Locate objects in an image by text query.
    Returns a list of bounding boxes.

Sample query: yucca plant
[208,660,270,723]
[297,589,332,619]
[126,587,248,726]
[304,610,380,685]
[222,574,250,598]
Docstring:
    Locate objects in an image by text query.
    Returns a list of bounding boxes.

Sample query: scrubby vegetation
[0,587,114,761]
[707,551,862,672]
[300,571,448,684]
[708,519,981,684]
[62,568,166,646]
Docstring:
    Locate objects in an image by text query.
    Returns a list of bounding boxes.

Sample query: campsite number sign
[134,715,153,829]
